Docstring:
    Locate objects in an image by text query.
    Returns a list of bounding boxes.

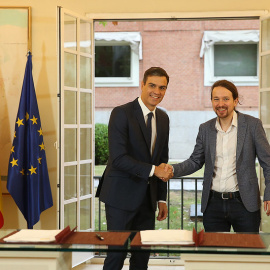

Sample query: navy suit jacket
[96,98,169,211]
[173,111,270,213]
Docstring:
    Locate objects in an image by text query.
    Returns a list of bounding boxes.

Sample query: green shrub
[95,123,109,165]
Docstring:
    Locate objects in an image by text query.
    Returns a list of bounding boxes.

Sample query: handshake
[154,163,174,182]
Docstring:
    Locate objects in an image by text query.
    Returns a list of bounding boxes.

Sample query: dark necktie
[146,112,153,148]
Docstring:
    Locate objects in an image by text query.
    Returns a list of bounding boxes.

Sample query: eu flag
[7,52,53,229]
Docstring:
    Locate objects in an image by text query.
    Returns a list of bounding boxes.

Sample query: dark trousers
[103,187,155,270]
[203,191,261,233]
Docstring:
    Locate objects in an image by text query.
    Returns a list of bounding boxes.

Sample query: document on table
[140,229,194,245]
[3,229,61,243]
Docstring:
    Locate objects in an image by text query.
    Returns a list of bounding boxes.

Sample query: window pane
[80,163,92,196]
[214,44,257,76]
[64,52,77,87]
[95,46,131,77]
[64,14,77,51]
[260,91,270,125]
[64,202,77,228]
[80,56,91,89]
[261,19,270,52]
[64,165,77,200]
[64,128,77,162]
[80,92,92,124]
[80,128,91,160]
[261,55,270,88]
[80,20,91,54]
[64,90,77,124]
[80,198,91,230]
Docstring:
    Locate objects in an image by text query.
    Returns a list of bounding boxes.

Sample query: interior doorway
[92,17,262,232]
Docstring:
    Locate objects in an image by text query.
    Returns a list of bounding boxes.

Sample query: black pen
[96,233,104,241]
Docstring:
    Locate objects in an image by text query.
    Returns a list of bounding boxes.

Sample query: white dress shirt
[212,110,239,192]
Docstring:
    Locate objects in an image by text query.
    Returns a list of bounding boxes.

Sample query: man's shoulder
[237,111,261,125]
[112,98,138,113]
[200,117,216,128]
[156,107,169,119]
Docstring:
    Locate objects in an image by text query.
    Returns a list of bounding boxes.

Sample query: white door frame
[58,6,94,267]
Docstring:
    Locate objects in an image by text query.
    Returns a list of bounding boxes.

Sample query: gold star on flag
[38,157,42,164]
[11,146,15,153]
[16,118,24,127]
[37,127,43,136]
[30,115,38,125]
[20,168,25,175]
[25,112,29,121]
[29,165,37,175]
[39,142,45,150]
[10,158,18,167]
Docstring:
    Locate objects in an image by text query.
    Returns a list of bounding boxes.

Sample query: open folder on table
[1,227,131,246]
[131,228,266,248]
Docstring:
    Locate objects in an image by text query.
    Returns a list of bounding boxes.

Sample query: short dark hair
[211,80,239,101]
[143,67,169,85]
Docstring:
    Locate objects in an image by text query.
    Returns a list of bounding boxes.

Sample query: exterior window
[95,45,131,77]
[214,44,257,77]
[201,30,259,86]
[95,32,141,87]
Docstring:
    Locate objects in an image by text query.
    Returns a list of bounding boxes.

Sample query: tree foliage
[95,123,109,165]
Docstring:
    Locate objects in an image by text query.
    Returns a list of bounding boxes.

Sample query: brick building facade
[94,19,260,161]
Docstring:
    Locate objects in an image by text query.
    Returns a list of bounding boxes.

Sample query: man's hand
[264,201,270,216]
[154,163,173,182]
[164,164,173,172]
[157,202,168,221]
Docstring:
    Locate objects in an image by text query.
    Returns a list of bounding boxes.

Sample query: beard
[214,106,235,119]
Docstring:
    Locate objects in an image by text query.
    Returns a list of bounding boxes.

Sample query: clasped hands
[154,163,173,182]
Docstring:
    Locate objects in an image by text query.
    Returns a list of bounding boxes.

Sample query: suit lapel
[236,112,247,161]
[152,109,163,161]
[134,99,152,152]
[209,120,217,166]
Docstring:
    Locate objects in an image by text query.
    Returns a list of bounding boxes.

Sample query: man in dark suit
[96,67,173,270]
[165,80,270,232]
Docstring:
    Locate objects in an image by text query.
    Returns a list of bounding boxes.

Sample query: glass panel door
[260,15,270,232]
[59,7,94,267]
